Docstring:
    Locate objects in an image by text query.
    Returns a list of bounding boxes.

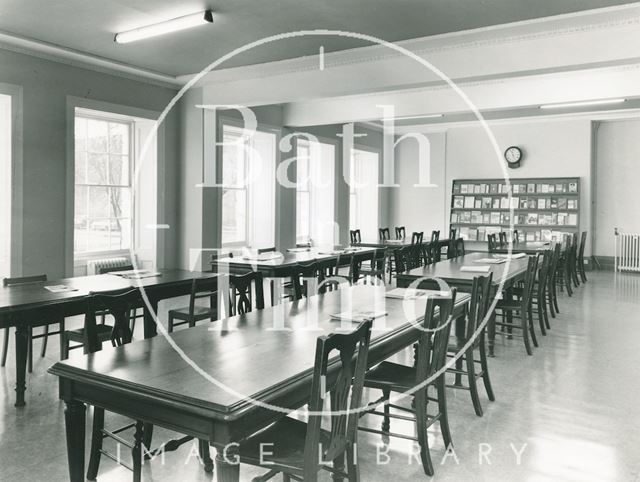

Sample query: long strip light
[395,113,444,121]
[540,98,626,110]
[115,10,213,44]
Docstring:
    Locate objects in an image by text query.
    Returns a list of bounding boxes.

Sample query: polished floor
[1,271,639,481]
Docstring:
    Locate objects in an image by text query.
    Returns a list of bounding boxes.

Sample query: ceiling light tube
[540,98,626,110]
[395,114,444,121]
[115,10,213,44]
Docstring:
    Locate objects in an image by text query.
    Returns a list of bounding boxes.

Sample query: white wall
[594,119,640,256]
[0,94,10,277]
[390,132,447,235]
[391,119,594,253]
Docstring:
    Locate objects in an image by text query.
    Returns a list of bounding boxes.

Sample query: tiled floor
[1,271,640,481]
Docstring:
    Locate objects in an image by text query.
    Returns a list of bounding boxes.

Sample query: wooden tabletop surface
[215,246,375,269]
[49,285,470,419]
[0,269,218,314]
[397,252,530,286]
[493,241,551,254]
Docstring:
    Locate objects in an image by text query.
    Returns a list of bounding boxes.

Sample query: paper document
[461,265,492,273]
[473,258,506,264]
[330,310,388,323]
[386,288,451,299]
[44,285,78,293]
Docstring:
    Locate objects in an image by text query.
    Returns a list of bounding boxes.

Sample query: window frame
[295,139,312,244]
[349,144,381,237]
[73,111,135,259]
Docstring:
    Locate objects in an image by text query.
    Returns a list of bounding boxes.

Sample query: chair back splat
[395,226,406,239]
[84,289,140,354]
[291,261,325,300]
[228,271,265,316]
[349,229,362,244]
[379,227,390,241]
[303,320,373,479]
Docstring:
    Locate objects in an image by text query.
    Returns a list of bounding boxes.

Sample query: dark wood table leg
[214,446,240,482]
[488,287,497,357]
[199,439,214,473]
[143,297,159,339]
[64,400,86,482]
[14,324,29,407]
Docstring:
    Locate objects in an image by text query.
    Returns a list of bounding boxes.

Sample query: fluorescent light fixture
[395,113,444,121]
[540,98,626,110]
[115,10,213,44]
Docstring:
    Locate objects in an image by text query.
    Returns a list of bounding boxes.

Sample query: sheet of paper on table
[330,309,388,323]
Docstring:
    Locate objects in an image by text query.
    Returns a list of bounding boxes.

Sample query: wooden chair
[411,231,424,245]
[569,233,580,288]
[514,250,553,337]
[395,226,406,239]
[98,265,145,334]
[379,227,390,240]
[290,261,325,300]
[487,234,498,253]
[513,230,520,243]
[359,290,458,476]
[349,229,362,245]
[446,274,494,416]
[546,243,562,317]
[168,277,218,332]
[228,271,265,316]
[73,289,147,480]
[449,227,457,241]
[494,255,540,356]
[357,248,387,285]
[555,236,573,297]
[447,238,466,259]
[578,231,588,283]
[430,230,440,244]
[2,275,65,372]
[237,320,373,482]
[498,232,508,247]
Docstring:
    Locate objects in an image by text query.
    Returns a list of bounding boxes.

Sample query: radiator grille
[87,257,131,275]
[615,232,640,273]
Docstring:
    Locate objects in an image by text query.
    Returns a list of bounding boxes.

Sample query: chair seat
[65,324,114,343]
[239,416,331,475]
[168,305,214,321]
[495,299,522,311]
[364,361,419,392]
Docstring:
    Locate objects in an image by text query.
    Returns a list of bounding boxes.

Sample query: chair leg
[552,279,560,313]
[541,294,551,330]
[40,324,50,357]
[520,312,533,356]
[87,407,105,480]
[527,309,538,349]
[478,338,495,401]
[381,388,390,434]
[1,327,9,367]
[414,389,434,476]
[27,326,33,373]
[536,300,547,336]
[346,443,359,482]
[465,349,483,417]
[547,285,556,318]
[436,377,453,449]
[168,313,174,333]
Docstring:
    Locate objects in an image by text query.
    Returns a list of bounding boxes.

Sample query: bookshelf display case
[450,177,580,244]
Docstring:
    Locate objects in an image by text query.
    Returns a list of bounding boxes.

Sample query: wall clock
[504,146,523,168]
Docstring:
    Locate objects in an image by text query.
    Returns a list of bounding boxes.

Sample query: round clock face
[504,146,522,165]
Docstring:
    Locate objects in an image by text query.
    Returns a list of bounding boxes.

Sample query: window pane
[87,153,108,184]
[109,155,129,185]
[88,219,110,251]
[110,218,131,250]
[222,129,246,187]
[109,122,129,155]
[88,186,109,218]
[222,189,246,244]
[74,151,87,184]
[297,154,309,191]
[74,217,88,253]
[75,185,87,217]
[74,117,87,152]
[109,187,131,218]
[87,119,108,152]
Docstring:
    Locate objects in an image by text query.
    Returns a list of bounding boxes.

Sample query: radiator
[87,257,131,275]
[615,231,640,272]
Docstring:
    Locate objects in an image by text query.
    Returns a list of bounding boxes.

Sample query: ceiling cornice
[0,30,181,89]
[180,2,640,86]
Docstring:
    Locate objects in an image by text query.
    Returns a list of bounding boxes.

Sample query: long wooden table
[354,237,451,250]
[396,252,530,356]
[493,241,551,255]
[214,247,376,303]
[49,285,470,482]
[0,269,218,406]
